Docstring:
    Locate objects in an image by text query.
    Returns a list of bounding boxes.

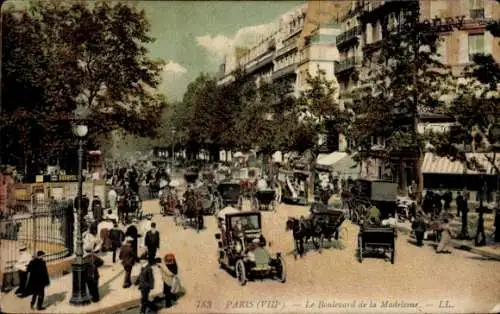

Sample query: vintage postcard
[0,0,499,313]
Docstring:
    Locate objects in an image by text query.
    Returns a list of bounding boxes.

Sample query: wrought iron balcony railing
[336,26,361,46]
[335,56,358,74]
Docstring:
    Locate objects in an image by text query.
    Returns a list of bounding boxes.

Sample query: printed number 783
[196,300,212,309]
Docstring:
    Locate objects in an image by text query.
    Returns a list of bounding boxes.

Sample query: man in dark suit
[125,219,139,261]
[26,251,50,310]
[91,195,103,224]
[108,222,125,263]
[64,198,75,254]
[145,222,160,264]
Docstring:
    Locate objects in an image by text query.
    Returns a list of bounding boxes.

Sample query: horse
[182,193,204,231]
[285,217,319,258]
[117,193,141,224]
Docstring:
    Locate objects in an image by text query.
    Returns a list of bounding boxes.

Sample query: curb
[86,291,164,314]
[396,225,500,261]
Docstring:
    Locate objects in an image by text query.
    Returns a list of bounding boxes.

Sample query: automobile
[215,209,286,285]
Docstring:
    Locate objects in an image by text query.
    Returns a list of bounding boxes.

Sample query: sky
[138,1,305,102]
[4,0,304,102]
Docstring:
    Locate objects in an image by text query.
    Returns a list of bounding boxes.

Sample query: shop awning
[422,152,500,175]
[317,152,348,167]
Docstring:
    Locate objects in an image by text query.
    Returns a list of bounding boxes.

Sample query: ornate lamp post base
[69,262,91,305]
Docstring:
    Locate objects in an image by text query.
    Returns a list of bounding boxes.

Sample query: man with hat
[108,222,125,263]
[125,219,139,261]
[119,237,136,288]
[26,251,50,310]
[412,212,427,246]
[14,243,31,297]
[145,222,160,264]
[83,244,104,302]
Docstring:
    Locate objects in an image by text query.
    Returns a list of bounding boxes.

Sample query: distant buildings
[217,0,500,197]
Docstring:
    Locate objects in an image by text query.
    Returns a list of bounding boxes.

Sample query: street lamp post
[171,127,176,172]
[69,107,91,306]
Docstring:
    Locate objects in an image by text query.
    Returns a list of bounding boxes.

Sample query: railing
[336,26,361,46]
[0,198,73,288]
[470,8,485,19]
[335,57,358,73]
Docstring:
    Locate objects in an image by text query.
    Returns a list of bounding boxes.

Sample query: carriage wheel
[271,200,277,212]
[339,227,348,240]
[235,259,247,286]
[238,196,243,210]
[253,198,260,211]
[276,256,286,283]
[358,238,364,263]
[318,234,325,253]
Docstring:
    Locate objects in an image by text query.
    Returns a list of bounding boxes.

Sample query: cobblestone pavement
[2,198,500,314]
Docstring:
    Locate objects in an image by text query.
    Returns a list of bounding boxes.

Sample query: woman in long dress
[436,218,454,253]
[158,253,178,308]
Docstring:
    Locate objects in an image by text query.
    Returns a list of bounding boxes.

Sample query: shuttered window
[468,34,484,61]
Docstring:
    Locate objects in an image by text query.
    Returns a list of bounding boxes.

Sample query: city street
[121,200,500,314]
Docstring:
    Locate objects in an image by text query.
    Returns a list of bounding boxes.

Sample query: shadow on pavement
[465,255,500,262]
[99,268,125,299]
[46,291,67,307]
[406,239,424,247]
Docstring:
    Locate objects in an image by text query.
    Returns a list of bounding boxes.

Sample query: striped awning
[422,152,500,175]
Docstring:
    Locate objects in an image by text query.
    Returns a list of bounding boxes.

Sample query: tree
[1,1,166,174]
[346,1,452,201]
[296,68,352,201]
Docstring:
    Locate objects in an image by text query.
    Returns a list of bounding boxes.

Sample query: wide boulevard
[131,199,500,314]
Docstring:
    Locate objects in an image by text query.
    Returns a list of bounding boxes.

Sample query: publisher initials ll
[439,301,453,308]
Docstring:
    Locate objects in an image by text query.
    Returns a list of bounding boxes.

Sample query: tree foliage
[346,1,452,196]
[1,0,166,173]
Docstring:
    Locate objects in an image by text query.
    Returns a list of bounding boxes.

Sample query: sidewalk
[0,251,167,314]
[396,216,500,261]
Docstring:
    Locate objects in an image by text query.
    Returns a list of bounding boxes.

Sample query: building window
[469,0,484,19]
[468,33,484,61]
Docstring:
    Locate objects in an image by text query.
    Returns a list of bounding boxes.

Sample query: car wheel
[276,256,286,283]
[235,259,247,286]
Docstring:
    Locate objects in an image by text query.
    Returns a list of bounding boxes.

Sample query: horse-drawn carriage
[278,169,310,205]
[216,182,243,210]
[358,224,397,264]
[238,167,261,198]
[215,209,286,285]
[195,184,221,215]
[159,189,181,216]
[118,192,143,224]
[184,166,199,184]
[286,203,346,256]
[347,179,398,224]
[181,190,204,231]
[251,189,277,211]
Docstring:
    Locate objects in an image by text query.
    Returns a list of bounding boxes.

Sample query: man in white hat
[15,243,32,297]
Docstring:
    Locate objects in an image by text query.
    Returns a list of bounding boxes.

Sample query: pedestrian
[49,196,57,223]
[158,253,178,308]
[119,237,136,288]
[14,243,31,297]
[455,192,463,217]
[92,195,103,224]
[436,218,454,253]
[26,251,50,310]
[108,187,118,214]
[125,219,139,261]
[109,222,125,263]
[412,212,427,246]
[145,222,160,264]
[83,245,104,302]
[138,260,155,314]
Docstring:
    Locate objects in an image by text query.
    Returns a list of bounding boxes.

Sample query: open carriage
[216,182,243,210]
[215,209,286,285]
[238,167,261,198]
[251,189,277,211]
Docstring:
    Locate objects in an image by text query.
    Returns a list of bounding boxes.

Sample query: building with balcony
[337,0,500,193]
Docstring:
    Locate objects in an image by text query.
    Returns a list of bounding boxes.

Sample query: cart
[357,224,396,264]
[251,189,277,211]
[217,182,244,210]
